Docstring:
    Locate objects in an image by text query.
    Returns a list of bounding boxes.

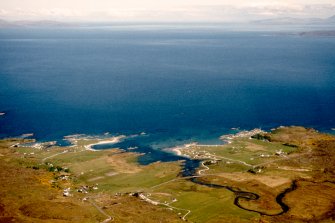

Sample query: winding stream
[182,160,297,216]
[96,137,297,216]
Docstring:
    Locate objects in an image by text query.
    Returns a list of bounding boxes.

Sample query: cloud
[0,3,334,22]
[246,3,335,18]
[0,8,86,21]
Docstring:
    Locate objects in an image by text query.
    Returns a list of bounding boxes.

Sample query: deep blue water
[0,26,335,157]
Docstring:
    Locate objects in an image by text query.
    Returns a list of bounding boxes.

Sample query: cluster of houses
[258,149,286,159]
[63,184,99,197]
[17,141,57,150]
[77,184,99,194]
[137,193,178,206]
[220,128,265,143]
[184,149,217,160]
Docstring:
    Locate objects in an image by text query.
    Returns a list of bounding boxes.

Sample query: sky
[0,0,335,22]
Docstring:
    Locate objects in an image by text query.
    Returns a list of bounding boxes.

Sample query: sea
[0,24,334,163]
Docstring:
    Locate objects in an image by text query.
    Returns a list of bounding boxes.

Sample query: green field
[2,126,335,222]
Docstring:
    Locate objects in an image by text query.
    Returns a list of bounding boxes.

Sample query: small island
[0,126,334,222]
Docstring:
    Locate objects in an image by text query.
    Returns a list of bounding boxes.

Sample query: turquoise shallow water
[0,26,334,155]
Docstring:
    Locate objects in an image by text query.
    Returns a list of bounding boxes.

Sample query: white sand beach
[84,135,126,151]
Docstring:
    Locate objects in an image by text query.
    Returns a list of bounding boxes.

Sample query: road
[209,154,253,167]
[87,197,114,223]
[198,161,210,175]
[139,193,191,221]
[42,150,69,162]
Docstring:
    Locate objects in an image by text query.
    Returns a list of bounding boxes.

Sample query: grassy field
[150,179,259,222]
[0,139,184,222]
[183,138,298,165]
[1,126,335,222]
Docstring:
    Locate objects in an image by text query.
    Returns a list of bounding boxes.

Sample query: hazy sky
[1,0,335,21]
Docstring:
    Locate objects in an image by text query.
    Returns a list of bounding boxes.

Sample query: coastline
[168,143,198,158]
[220,128,265,143]
[168,129,265,157]
[1,125,335,222]
[83,135,126,151]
